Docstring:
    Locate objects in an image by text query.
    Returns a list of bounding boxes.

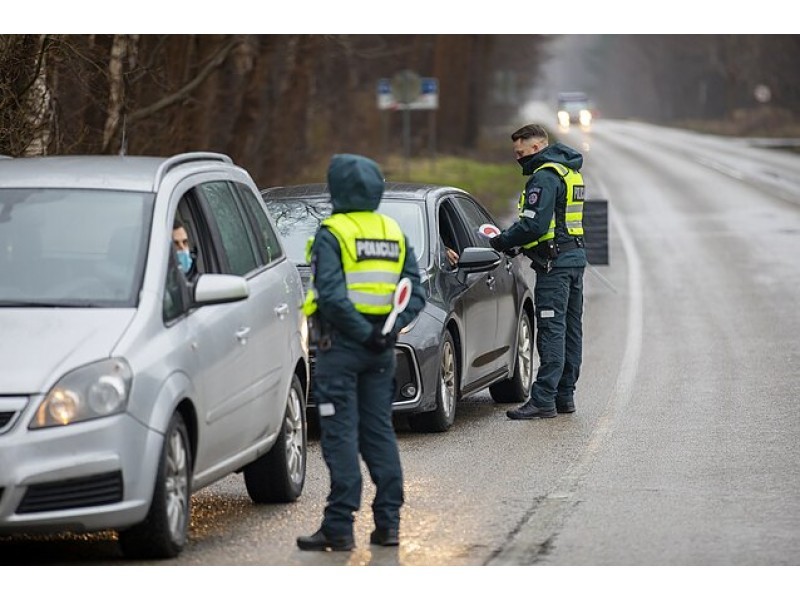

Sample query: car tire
[244,373,307,503]
[408,329,458,433]
[118,411,192,559]
[490,308,534,404]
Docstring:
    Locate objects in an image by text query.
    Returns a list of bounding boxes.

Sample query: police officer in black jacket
[489,124,587,420]
[296,154,425,551]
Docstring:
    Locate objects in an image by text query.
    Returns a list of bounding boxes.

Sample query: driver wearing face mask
[172,222,197,281]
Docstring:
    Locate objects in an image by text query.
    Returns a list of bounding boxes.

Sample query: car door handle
[485,275,496,289]
[274,303,289,319]
[235,326,251,344]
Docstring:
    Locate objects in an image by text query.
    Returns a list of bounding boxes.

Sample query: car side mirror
[457,246,502,274]
[193,274,249,306]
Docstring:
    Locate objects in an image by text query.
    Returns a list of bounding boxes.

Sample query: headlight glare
[43,389,81,425]
[31,358,132,429]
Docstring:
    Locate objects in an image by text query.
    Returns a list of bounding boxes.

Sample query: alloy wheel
[165,426,190,543]
[518,314,533,392]
[440,340,456,420]
[284,385,305,487]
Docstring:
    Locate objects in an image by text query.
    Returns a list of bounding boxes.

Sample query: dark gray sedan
[261,183,536,433]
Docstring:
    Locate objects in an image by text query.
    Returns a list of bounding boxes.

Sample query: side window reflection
[201,181,258,276]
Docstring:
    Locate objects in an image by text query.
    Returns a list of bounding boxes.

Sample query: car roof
[0,153,233,192]
[558,91,588,100]
[261,181,467,202]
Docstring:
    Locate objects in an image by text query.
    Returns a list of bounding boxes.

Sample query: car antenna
[119,115,128,156]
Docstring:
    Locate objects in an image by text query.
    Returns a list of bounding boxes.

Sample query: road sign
[377,76,439,110]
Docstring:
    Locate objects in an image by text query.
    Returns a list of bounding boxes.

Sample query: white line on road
[488,181,644,565]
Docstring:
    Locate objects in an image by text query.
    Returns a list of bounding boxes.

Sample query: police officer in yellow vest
[489,124,586,420]
[297,154,425,551]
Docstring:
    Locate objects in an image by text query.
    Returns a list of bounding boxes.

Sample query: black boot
[556,399,575,414]
[370,527,400,546]
[506,400,557,420]
[297,528,354,551]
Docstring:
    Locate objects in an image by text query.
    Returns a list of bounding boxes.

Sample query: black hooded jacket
[494,142,586,268]
[308,154,426,343]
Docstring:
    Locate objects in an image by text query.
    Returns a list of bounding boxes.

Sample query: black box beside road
[583,199,609,265]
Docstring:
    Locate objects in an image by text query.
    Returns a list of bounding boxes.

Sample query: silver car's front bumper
[0,398,164,534]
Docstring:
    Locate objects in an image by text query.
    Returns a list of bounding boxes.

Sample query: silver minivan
[0,153,309,559]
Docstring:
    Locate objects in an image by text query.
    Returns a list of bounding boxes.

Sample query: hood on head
[520,141,584,175]
[327,154,385,213]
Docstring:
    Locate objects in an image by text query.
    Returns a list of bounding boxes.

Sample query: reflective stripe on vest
[518,161,585,249]
[302,211,405,316]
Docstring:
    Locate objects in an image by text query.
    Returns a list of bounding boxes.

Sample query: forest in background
[2,34,798,189]
[0,34,550,187]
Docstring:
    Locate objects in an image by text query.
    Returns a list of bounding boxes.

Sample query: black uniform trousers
[530,266,585,410]
[313,333,402,538]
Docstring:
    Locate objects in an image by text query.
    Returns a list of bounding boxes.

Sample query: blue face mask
[177,249,193,274]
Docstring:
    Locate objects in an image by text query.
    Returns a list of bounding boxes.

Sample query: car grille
[0,397,27,435]
[0,411,14,429]
[16,471,124,514]
[307,345,420,407]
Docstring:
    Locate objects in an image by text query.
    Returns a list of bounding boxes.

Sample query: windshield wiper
[0,300,104,308]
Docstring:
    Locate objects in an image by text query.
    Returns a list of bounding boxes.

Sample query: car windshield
[0,188,154,307]
[266,197,427,265]
[560,100,588,112]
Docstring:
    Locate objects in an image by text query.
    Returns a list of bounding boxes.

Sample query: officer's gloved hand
[488,235,504,252]
[363,324,397,353]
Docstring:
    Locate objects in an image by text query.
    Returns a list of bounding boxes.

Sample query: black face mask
[517,154,536,170]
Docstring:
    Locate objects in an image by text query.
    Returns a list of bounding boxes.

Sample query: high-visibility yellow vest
[518,162,585,250]
[302,211,406,316]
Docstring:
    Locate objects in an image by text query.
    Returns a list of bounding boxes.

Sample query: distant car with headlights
[557,91,593,130]
[262,182,536,433]
[0,153,308,559]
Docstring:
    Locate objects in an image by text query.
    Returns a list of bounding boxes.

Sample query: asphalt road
[2,118,799,575]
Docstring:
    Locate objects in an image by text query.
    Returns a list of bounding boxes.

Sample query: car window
[453,194,495,247]
[236,183,284,265]
[200,181,259,276]
[174,194,212,277]
[438,200,471,253]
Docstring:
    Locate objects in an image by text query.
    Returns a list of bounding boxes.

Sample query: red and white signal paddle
[382,277,412,335]
[478,223,501,238]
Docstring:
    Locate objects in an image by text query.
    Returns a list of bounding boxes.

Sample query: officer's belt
[555,237,584,253]
[523,237,584,260]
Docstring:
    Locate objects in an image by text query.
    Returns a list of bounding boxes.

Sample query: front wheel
[490,309,534,403]
[119,411,192,559]
[244,373,307,503]
[408,329,458,433]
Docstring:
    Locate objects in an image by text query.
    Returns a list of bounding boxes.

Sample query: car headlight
[579,109,592,126]
[557,110,570,128]
[31,358,132,429]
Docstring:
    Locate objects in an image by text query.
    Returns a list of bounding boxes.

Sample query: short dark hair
[511,124,548,143]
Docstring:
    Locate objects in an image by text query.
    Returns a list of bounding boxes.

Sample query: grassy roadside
[382,154,520,218]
